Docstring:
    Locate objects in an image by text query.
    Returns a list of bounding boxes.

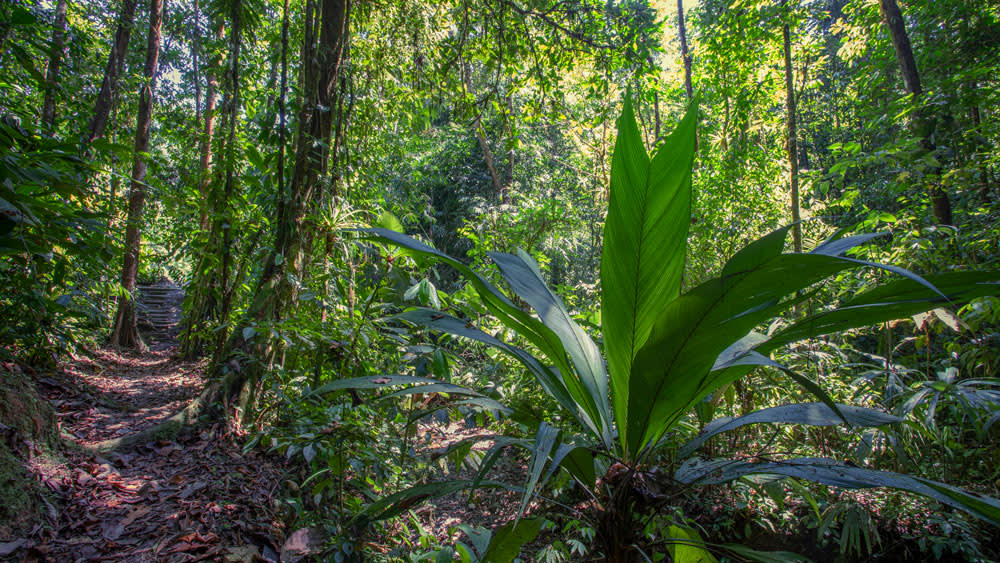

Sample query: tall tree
[87,0,139,146]
[196,22,224,232]
[879,0,952,225]
[677,0,692,101]
[782,18,802,253]
[41,0,67,131]
[109,0,164,349]
[206,0,350,418]
[178,15,231,359]
[212,0,243,356]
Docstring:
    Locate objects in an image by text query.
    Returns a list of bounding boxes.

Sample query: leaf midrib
[632,264,762,459]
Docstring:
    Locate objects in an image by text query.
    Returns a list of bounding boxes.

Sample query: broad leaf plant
[319,101,1000,562]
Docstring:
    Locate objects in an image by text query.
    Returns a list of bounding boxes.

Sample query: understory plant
[322,100,1000,561]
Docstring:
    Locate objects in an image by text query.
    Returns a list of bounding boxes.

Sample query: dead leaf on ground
[224,545,261,562]
[280,527,325,562]
[179,480,208,499]
[101,519,124,541]
[0,539,27,556]
[120,505,151,527]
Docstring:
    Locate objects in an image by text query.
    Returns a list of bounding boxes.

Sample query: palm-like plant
[323,101,1000,561]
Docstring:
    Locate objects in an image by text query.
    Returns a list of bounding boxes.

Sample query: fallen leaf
[75,469,93,485]
[101,519,124,541]
[120,506,151,527]
[179,480,208,499]
[224,545,261,562]
[0,539,26,556]
[280,528,324,562]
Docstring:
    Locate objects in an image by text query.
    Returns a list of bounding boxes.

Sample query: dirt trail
[15,347,287,562]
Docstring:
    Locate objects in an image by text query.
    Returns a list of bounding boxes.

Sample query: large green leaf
[625,226,956,459]
[679,403,901,458]
[364,229,604,436]
[490,250,612,445]
[309,374,445,396]
[627,253,850,457]
[602,99,697,447]
[763,271,1000,351]
[675,457,1000,526]
[518,422,559,520]
[481,518,545,563]
[356,479,513,523]
[395,308,591,433]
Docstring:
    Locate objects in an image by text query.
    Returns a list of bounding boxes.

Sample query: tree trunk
[178,17,233,360]
[192,0,201,124]
[474,117,505,201]
[196,23,223,233]
[41,0,68,131]
[208,0,350,420]
[213,0,243,356]
[783,22,802,253]
[109,0,164,350]
[677,0,697,153]
[87,0,138,146]
[677,0,693,101]
[879,0,952,225]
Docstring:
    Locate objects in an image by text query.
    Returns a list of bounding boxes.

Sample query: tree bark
[196,23,224,233]
[677,0,693,101]
[462,61,504,200]
[41,0,68,131]
[109,0,164,350]
[205,0,350,422]
[178,19,230,360]
[474,116,505,201]
[192,0,201,124]
[677,0,698,153]
[213,0,243,356]
[87,0,139,147]
[783,22,802,253]
[879,0,952,225]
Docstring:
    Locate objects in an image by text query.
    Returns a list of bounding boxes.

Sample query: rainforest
[1,0,1000,561]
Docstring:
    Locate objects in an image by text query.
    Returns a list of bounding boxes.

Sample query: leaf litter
[13,345,288,562]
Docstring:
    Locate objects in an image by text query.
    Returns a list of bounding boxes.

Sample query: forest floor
[3,339,532,562]
[11,345,289,562]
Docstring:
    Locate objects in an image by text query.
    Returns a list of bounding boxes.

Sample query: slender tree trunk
[462,62,504,200]
[196,23,224,232]
[212,0,243,355]
[677,0,697,153]
[506,93,514,199]
[677,0,693,101]
[178,19,231,360]
[879,0,952,225]
[783,22,802,253]
[41,0,68,131]
[474,117,505,201]
[210,0,350,420]
[192,0,201,124]
[109,0,164,350]
[276,0,290,227]
[87,0,138,146]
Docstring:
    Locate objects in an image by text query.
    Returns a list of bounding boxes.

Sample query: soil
[0,346,288,562]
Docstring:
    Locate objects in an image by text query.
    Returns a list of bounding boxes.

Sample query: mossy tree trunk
[782,18,802,254]
[87,0,138,146]
[41,0,67,131]
[203,0,351,422]
[109,0,164,350]
[178,7,240,361]
[879,0,952,226]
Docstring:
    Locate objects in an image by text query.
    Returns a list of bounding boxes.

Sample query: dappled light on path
[23,346,288,561]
